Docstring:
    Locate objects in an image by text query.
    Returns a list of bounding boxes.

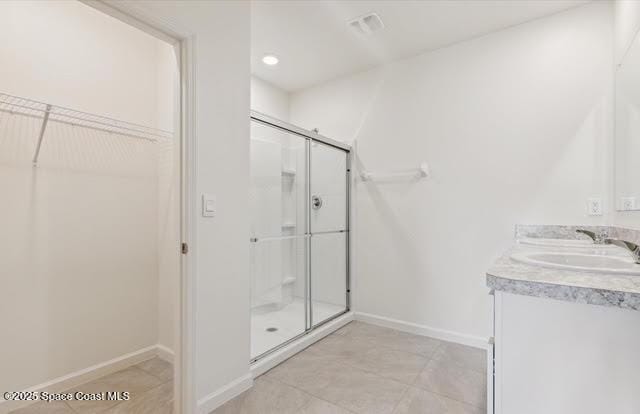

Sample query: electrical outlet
[587,197,603,216]
[621,197,637,211]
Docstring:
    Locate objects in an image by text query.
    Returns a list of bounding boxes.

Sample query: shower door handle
[311,195,323,210]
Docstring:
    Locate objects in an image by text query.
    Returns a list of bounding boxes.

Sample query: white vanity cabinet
[489,291,640,414]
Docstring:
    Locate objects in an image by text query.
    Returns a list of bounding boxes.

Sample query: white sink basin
[518,238,614,249]
[510,251,640,275]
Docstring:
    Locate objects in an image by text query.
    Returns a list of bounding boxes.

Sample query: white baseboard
[355,312,488,349]
[156,344,175,363]
[0,344,173,414]
[251,311,354,378]
[197,374,253,414]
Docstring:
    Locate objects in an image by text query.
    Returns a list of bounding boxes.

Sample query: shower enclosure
[249,112,350,361]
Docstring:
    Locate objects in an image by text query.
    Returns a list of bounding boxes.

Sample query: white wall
[615,0,640,65]
[0,0,161,126]
[0,0,177,396]
[613,0,640,227]
[107,1,252,410]
[290,2,614,342]
[251,76,290,120]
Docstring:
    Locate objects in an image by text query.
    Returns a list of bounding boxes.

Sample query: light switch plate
[202,194,216,217]
[587,197,602,216]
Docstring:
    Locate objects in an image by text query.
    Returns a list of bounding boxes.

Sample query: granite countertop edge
[486,272,640,311]
[486,252,640,311]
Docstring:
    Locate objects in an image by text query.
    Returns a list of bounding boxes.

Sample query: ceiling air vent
[348,12,384,36]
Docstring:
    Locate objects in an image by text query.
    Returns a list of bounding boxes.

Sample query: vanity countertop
[486,225,640,310]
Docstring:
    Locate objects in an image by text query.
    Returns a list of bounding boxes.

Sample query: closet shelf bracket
[32,104,52,166]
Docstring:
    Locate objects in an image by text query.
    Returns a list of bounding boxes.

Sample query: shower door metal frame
[250,110,351,363]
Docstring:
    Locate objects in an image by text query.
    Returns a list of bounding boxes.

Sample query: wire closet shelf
[0,92,173,165]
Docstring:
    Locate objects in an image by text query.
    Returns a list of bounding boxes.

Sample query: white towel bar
[360,161,429,182]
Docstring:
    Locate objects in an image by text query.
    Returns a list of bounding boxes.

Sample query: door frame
[80,2,197,413]
[249,111,352,363]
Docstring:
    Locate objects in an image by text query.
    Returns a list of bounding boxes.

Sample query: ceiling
[251,0,590,92]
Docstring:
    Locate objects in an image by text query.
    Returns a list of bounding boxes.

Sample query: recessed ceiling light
[262,54,279,66]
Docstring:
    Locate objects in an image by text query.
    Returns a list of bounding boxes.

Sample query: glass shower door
[249,114,350,360]
[309,141,349,327]
[249,120,308,359]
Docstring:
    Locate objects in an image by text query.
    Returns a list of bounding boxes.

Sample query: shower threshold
[250,311,354,376]
[251,298,347,360]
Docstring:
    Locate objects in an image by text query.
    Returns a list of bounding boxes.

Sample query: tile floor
[10,357,173,414]
[215,321,487,414]
[11,323,485,414]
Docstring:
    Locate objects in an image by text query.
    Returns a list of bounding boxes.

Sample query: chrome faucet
[576,229,606,244]
[604,238,640,264]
